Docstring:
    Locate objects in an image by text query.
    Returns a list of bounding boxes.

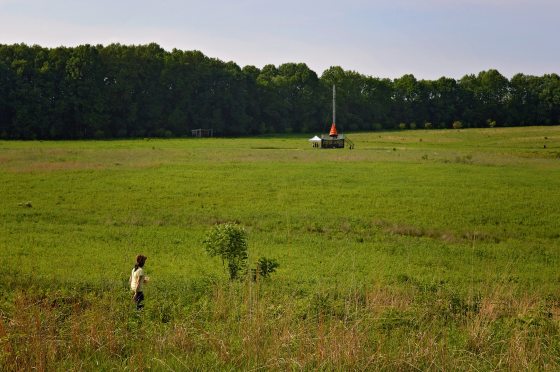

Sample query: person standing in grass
[130,254,148,310]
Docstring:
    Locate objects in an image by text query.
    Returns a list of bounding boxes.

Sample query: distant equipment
[317,85,354,149]
[191,128,214,138]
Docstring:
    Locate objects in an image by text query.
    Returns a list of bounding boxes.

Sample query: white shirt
[130,267,145,292]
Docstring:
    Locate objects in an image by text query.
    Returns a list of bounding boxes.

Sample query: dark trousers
[133,291,144,310]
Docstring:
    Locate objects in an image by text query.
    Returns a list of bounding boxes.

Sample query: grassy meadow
[1,126,559,370]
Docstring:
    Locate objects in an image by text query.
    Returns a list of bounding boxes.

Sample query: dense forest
[0,43,559,139]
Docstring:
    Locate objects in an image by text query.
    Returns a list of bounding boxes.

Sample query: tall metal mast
[332,85,336,124]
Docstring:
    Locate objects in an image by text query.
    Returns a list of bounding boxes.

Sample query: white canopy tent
[308,135,321,142]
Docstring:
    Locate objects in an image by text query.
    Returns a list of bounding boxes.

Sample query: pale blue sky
[1,0,558,79]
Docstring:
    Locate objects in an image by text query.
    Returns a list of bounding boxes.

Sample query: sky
[1,0,559,80]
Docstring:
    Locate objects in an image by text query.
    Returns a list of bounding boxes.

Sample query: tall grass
[0,280,558,370]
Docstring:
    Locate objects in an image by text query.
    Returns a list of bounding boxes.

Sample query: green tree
[0,56,15,138]
[1,43,559,139]
[428,77,461,128]
[64,44,108,138]
[203,224,248,280]
[392,74,431,127]
[459,69,509,127]
[537,74,560,125]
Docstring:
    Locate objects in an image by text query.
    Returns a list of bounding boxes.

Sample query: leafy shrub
[398,123,407,130]
[409,122,417,130]
[424,122,433,129]
[452,121,463,129]
[487,119,497,128]
[203,223,248,280]
[251,257,279,281]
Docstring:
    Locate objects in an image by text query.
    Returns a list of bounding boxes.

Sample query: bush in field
[409,122,417,130]
[487,119,497,128]
[251,257,279,281]
[452,121,463,129]
[398,123,407,130]
[424,122,433,129]
[204,223,248,280]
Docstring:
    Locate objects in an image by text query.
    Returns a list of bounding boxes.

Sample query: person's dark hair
[134,254,147,271]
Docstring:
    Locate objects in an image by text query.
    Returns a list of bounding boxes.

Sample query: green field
[1,127,559,370]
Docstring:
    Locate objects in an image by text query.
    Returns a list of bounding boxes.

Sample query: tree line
[0,43,559,139]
